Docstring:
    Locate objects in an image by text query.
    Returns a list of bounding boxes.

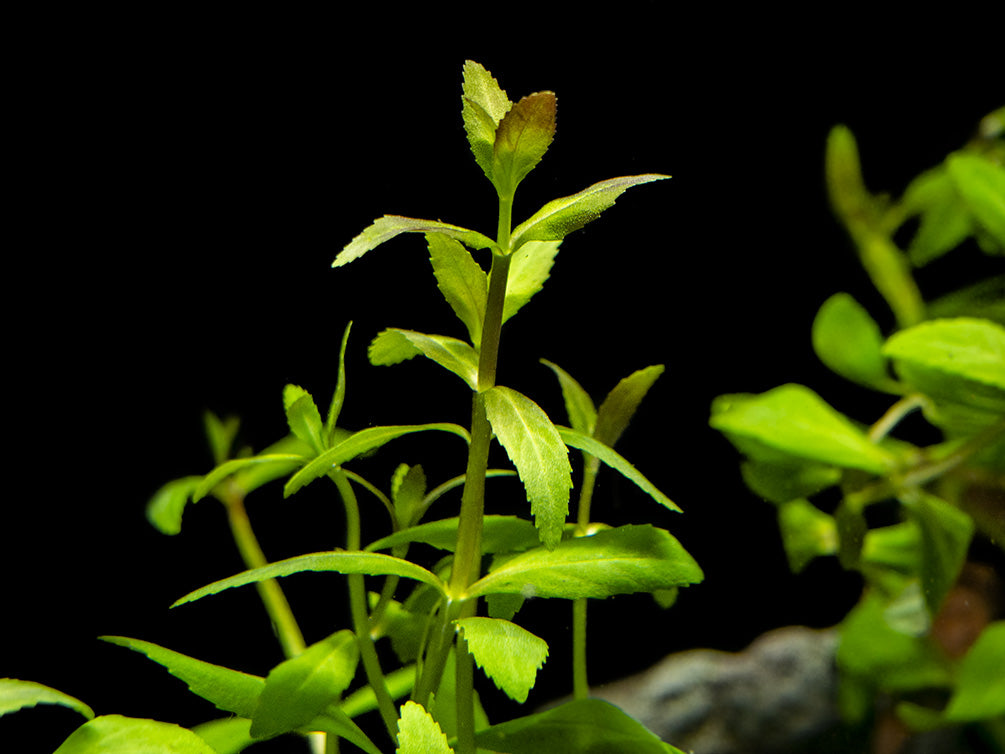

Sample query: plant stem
[572,456,600,700]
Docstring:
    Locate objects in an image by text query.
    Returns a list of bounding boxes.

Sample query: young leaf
[466,524,703,600]
[335,215,496,268]
[369,329,479,389]
[396,701,454,754]
[172,551,447,607]
[204,411,240,467]
[251,630,359,739]
[427,233,487,347]
[283,423,470,497]
[812,293,897,391]
[474,698,685,754]
[593,364,665,447]
[558,427,681,512]
[146,476,202,535]
[491,91,556,197]
[0,679,94,720]
[947,152,1005,250]
[283,384,325,454]
[461,60,511,184]
[710,384,896,474]
[192,453,308,502]
[53,715,217,754]
[455,617,548,703]
[508,174,669,252]
[325,321,353,443]
[540,359,597,434]
[483,386,573,549]
[501,241,561,324]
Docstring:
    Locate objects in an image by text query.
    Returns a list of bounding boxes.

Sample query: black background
[5,5,1002,751]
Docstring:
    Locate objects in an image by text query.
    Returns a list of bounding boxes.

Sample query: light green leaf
[474,698,685,754]
[710,384,895,474]
[193,454,308,502]
[776,498,838,573]
[252,630,359,739]
[467,524,703,600]
[172,551,447,608]
[54,715,216,754]
[944,621,1005,721]
[484,386,572,549]
[396,701,454,754]
[900,492,974,615]
[558,427,681,512]
[947,152,1005,249]
[335,215,497,267]
[0,678,94,720]
[367,515,540,555]
[593,365,665,447]
[509,174,669,252]
[427,233,487,347]
[501,241,561,324]
[461,60,511,184]
[284,384,325,454]
[883,318,1005,392]
[204,412,240,467]
[541,359,596,435]
[812,293,897,391]
[190,718,254,754]
[491,91,556,196]
[325,321,353,443]
[146,476,203,536]
[369,329,479,389]
[902,166,973,266]
[100,636,264,718]
[284,423,470,497]
[455,617,548,703]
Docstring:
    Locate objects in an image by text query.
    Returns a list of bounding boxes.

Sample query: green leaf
[190,718,254,754]
[455,617,548,703]
[391,463,427,529]
[100,636,264,718]
[710,384,896,474]
[541,359,597,435]
[284,384,325,454]
[558,427,681,513]
[251,630,358,739]
[944,621,1005,722]
[335,215,497,267]
[739,460,841,505]
[461,60,511,184]
[593,365,665,447]
[146,476,202,536]
[902,166,973,266]
[193,453,308,502]
[369,329,479,389]
[427,233,487,347]
[491,91,556,196]
[54,715,217,754]
[467,524,703,600]
[325,321,353,443]
[396,701,454,754]
[826,124,871,226]
[341,665,416,719]
[172,551,447,607]
[204,412,240,467]
[501,241,562,324]
[947,152,1005,250]
[367,515,540,555]
[474,698,685,754]
[283,423,470,497]
[883,318,1005,392]
[776,498,838,573]
[900,492,974,614]
[0,678,94,720]
[484,386,573,549]
[812,293,896,391]
[510,175,669,252]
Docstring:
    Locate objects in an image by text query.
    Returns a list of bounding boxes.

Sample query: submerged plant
[3,61,701,753]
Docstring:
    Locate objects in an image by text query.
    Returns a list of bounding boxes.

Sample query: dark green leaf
[427,233,487,347]
[902,166,973,266]
[501,241,561,324]
[391,463,427,529]
[740,460,841,505]
[335,215,497,267]
[541,359,597,435]
[467,524,703,601]
[474,698,685,754]
[367,515,540,555]
[53,715,216,754]
[396,701,454,754]
[0,679,94,720]
[146,476,202,536]
[812,293,897,391]
[484,386,573,549]
[593,365,664,447]
[509,175,669,251]
[492,91,556,196]
[369,329,479,389]
[456,617,548,703]
[776,498,838,573]
[901,492,974,614]
[944,621,1005,721]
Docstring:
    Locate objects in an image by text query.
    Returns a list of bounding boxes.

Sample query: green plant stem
[572,456,600,700]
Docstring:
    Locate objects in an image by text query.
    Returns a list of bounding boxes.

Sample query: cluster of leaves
[2,62,701,753]
[710,107,1005,744]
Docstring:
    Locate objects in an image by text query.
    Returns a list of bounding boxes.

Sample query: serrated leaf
[146,476,203,536]
[172,551,447,607]
[947,152,1005,249]
[492,91,556,197]
[558,427,681,512]
[396,701,454,754]
[541,359,597,434]
[193,453,308,502]
[466,524,703,600]
[325,321,353,443]
[53,714,217,754]
[251,630,358,739]
[474,698,685,754]
[335,215,497,267]
[484,386,572,549]
[501,241,561,324]
[284,423,470,497]
[455,617,548,703]
[812,293,897,391]
[367,515,540,555]
[461,60,511,184]
[369,329,479,389]
[593,365,664,447]
[509,174,669,252]
[0,679,94,720]
[284,384,325,453]
[710,384,895,473]
[427,233,487,347]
